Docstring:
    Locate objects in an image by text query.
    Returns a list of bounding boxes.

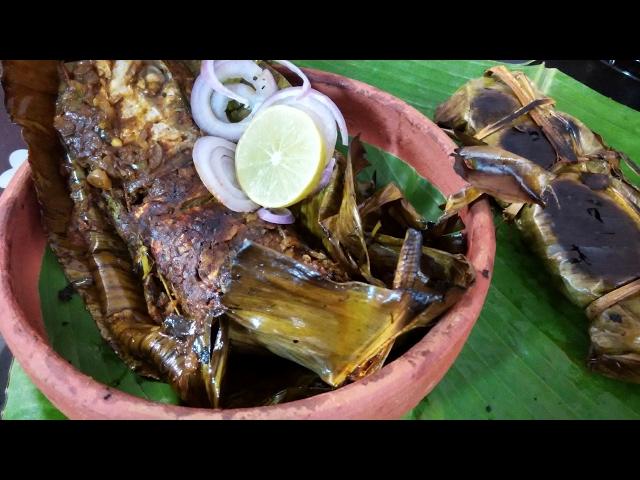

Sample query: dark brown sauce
[541,179,640,288]
[470,89,520,129]
[499,126,557,170]
[580,172,610,190]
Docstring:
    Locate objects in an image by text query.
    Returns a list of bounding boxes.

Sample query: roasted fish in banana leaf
[435,65,640,383]
[2,60,475,408]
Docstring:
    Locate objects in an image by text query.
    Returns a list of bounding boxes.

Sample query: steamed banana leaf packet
[435,65,640,383]
[1,60,475,408]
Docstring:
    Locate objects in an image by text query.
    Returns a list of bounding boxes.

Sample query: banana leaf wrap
[2,60,475,406]
[296,137,476,378]
[435,65,640,383]
[222,240,438,386]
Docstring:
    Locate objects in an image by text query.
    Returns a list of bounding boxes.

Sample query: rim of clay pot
[0,68,495,419]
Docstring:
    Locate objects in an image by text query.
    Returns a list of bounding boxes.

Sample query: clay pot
[0,68,495,419]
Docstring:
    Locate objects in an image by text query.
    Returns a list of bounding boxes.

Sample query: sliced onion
[201,60,277,106]
[257,87,348,146]
[272,60,311,98]
[214,61,277,103]
[312,157,336,195]
[192,136,259,213]
[257,207,295,224]
[191,76,245,140]
[192,76,273,141]
[193,61,279,141]
[211,83,256,124]
[201,60,251,105]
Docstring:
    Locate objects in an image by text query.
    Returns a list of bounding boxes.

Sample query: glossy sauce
[541,178,640,288]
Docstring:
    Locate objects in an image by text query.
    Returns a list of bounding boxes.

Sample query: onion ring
[257,207,295,224]
[272,60,311,98]
[193,61,279,140]
[257,87,348,146]
[192,136,259,212]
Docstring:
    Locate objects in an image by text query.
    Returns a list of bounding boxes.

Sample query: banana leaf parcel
[435,65,640,383]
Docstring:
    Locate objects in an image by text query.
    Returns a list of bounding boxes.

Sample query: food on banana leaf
[1,59,475,408]
[435,65,640,383]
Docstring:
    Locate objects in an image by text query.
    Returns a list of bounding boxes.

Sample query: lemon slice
[235,105,326,208]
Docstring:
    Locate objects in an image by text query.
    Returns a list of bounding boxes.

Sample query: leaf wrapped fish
[435,65,640,383]
[2,59,475,407]
[435,66,608,168]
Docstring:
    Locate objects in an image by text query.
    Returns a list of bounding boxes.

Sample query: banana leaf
[222,240,442,387]
[359,182,428,234]
[518,161,640,381]
[299,136,381,285]
[6,60,640,419]
[435,66,640,385]
[434,65,610,167]
[294,134,476,381]
[296,61,640,419]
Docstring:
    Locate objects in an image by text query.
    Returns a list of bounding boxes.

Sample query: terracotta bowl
[0,68,495,419]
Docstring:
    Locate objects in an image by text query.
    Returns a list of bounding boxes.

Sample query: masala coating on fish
[54,60,347,326]
[50,60,349,404]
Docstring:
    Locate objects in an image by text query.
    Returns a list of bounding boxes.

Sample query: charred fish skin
[53,60,349,405]
[52,62,217,405]
[56,60,347,324]
[435,66,640,383]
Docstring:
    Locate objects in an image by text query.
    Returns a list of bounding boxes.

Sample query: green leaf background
[3,60,640,419]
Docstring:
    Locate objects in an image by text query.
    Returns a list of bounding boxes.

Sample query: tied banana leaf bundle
[1,60,475,408]
[435,65,640,383]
